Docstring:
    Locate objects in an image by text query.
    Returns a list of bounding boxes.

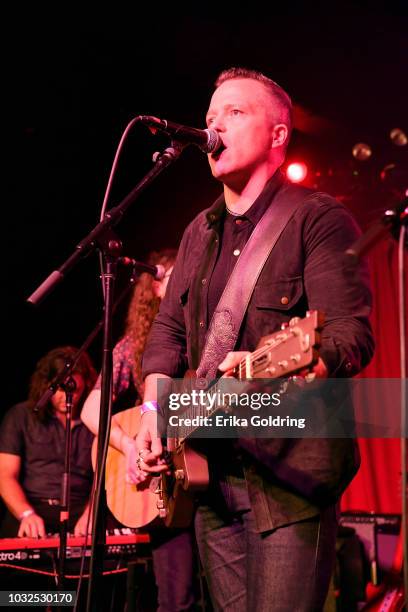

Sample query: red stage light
[286,162,308,183]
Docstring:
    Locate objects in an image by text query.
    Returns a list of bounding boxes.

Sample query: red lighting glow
[286,162,308,183]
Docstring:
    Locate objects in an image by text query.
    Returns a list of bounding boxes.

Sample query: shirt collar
[205,169,285,227]
[205,194,225,227]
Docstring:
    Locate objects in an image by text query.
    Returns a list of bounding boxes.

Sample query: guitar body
[93,312,323,529]
[157,310,324,528]
[159,439,209,528]
[91,407,159,528]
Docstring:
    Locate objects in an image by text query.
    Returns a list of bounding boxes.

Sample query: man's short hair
[215,67,292,141]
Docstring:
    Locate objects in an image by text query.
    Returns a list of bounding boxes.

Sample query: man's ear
[271,123,288,148]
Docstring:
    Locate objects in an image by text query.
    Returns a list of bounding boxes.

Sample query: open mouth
[211,142,226,161]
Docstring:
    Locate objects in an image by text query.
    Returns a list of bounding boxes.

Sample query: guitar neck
[167,311,322,442]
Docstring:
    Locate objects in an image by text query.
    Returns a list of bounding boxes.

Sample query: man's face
[206,78,279,188]
[51,373,86,415]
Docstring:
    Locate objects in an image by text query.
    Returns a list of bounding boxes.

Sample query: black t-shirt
[0,401,94,502]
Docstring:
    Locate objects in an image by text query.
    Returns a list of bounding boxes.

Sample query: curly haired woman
[82,249,197,612]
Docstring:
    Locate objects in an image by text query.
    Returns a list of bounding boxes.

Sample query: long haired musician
[0,346,96,538]
[82,248,197,612]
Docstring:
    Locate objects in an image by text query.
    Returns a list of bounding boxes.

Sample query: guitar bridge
[153,477,168,518]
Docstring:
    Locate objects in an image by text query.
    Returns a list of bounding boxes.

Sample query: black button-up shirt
[207,173,282,324]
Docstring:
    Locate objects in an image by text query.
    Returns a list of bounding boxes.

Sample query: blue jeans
[194,474,337,612]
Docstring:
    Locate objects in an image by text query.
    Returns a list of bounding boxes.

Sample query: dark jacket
[142,174,374,532]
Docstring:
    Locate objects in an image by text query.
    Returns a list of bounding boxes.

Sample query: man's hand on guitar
[125,412,168,484]
[218,351,250,377]
[298,357,328,379]
[123,437,147,484]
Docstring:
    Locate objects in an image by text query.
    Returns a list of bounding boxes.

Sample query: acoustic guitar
[93,310,323,529]
[158,310,324,528]
[91,407,159,528]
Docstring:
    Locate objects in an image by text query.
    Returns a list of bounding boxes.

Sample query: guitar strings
[237,333,290,378]
[174,331,299,441]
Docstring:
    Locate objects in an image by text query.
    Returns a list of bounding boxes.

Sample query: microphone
[345,197,408,263]
[139,115,222,154]
[119,256,166,280]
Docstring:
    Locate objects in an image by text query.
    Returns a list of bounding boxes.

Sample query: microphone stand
[32,273,139,597]
[33,276,139,417]
[345,197,408,262]
[345,196,408,603]
[57,375,76,591]
[26,145,183,306]
[27,142,185,612]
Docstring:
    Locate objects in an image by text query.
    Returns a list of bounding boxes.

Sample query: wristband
[140,400,158,415]
[19,509,35,521]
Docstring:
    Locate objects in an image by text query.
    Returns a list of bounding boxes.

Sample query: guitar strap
[196,182,312,380]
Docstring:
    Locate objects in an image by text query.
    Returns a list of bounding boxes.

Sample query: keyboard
[0,528,150,563]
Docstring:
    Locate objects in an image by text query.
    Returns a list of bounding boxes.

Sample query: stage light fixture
[286,162,308,183]
[352,143,372,161]
[390,128,407,146]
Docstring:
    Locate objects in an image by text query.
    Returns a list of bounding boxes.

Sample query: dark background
[3,6,407,414]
